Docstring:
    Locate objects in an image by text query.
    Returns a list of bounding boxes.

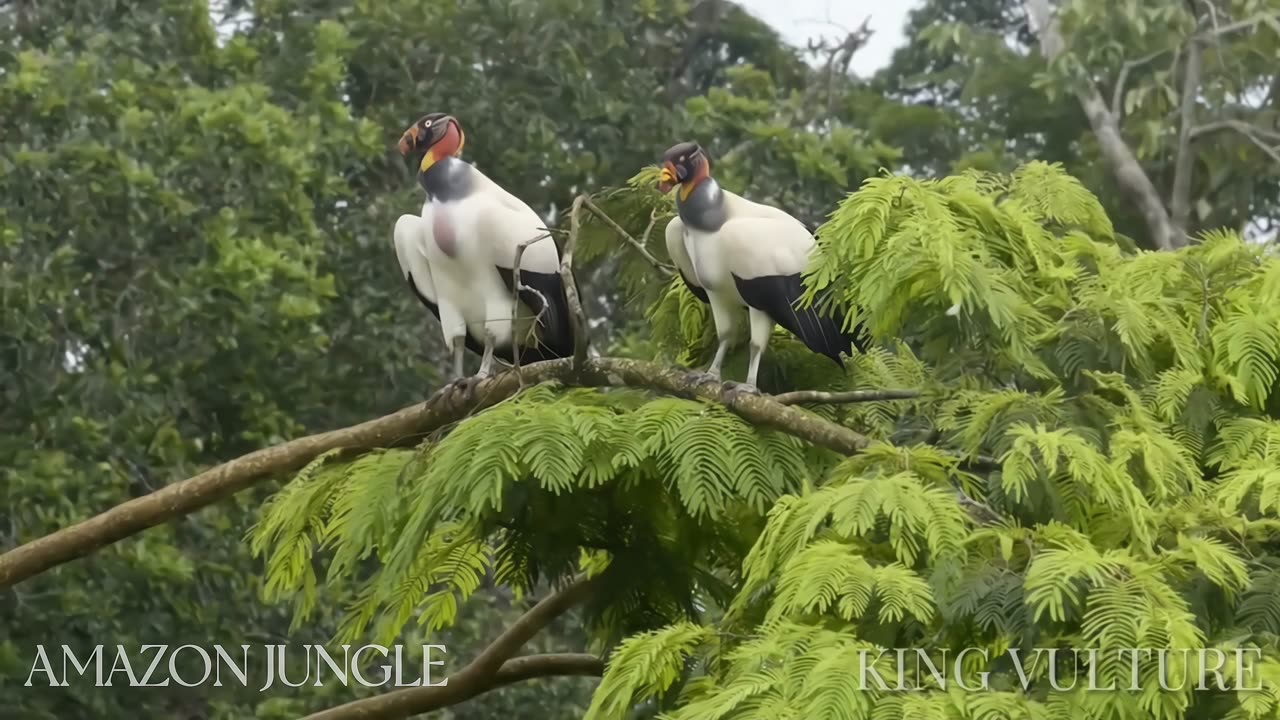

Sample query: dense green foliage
[259,163,1280,719]
[0,0,868,716]
[5,0,1279,718]
[583,165,1280,719]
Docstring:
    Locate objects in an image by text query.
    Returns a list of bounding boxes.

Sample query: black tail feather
[733,273,866,366]
[496,266,577,363]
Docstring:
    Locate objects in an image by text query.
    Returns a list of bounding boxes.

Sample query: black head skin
[398,113,473,200]
[397,112,465,168]
[657,141,726,232]
[657,141,713,195]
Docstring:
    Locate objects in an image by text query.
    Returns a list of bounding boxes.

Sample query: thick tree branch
[770,388,920,405]
[0,356,889,589]
[1170,38,1203,236]
[1024,0,1184,251]
[304,578,599,720]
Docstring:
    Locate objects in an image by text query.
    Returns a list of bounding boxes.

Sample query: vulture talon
[722,381,761,404]
[687,370,720,388]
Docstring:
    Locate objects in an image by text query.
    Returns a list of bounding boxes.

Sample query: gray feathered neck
[418,157,475,202]
[675,178,728,233]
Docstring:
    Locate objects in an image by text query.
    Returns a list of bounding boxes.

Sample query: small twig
[581,197,676,277]
[639,207,661,249]
[954,487,1006,526]
[1191,120,1280,165]
[1196,11,1280,39]
[770,388,921,405]
[561,196,591,370]
[510,232,554,381]
[1192,119,1280,143]
[1111,49,1169,118]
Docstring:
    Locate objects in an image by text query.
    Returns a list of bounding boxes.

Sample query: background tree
[869,0,1280,250]
[4,0,1280,719]
[0,0,869,716]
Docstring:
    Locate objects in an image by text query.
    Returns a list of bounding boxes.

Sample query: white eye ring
[424,120,433,127]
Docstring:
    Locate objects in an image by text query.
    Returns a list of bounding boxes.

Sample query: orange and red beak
[398,125,421,156]
[657,162,677,194]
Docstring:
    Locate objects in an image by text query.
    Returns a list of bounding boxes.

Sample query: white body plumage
[393,161,569,376]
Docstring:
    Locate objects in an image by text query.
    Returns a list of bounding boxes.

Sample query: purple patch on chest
[432,211,458,258]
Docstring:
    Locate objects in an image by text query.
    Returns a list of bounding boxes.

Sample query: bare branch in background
[1199,11,1280,39]
[303,578,599,720]
[1111,50,1170,119]
[580,197,676,277]
[1193,119,1280,166]
[1170,37,1204,237]
[1024,0,1185,250]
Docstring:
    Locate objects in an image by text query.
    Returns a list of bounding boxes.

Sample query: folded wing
[718,215,865,364]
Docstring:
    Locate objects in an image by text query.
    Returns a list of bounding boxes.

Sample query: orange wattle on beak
[398,126,420,156]
[657,164,677,194]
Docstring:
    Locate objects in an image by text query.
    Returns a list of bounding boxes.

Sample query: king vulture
[394,113,575,382]
[656,141,867,391]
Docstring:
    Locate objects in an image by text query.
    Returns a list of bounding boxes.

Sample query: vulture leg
[477,331,497,378]
[451,336,466,379]
[739,308,773,394]
[706,340,729,378]
[696,291,738,383]
[437,336,481,403]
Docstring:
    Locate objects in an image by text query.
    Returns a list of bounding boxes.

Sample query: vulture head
[657,141,712,195]
[398,113,465,172]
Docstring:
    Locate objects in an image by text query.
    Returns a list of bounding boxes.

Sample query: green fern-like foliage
[250,385,836,646]
[253,162,1280,719]
[581,163,1280,720]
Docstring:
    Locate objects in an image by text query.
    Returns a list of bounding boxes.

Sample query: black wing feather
[732,272,867,366]
[496,266,576,363]
[679,270,710,303]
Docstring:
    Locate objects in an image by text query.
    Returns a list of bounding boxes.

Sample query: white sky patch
[735,0,921,76]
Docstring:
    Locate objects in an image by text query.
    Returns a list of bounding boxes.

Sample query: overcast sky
[735,0,922,76]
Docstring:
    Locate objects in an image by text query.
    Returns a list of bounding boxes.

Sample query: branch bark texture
[0,357,878,590]
[303,577,599,720]
[1023,0,1185,251]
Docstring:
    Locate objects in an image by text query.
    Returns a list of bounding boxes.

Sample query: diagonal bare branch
[1196,11,1280,39]
[1023,0,1184,250]
[1111,49,1170,119]
[0,357,1002,590]
[510,231,555,378]
[303,577,599,720]
[581,196,676,277]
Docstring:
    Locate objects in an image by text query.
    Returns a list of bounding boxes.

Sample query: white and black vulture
[393,113,575,386]
[657,141,867,391]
